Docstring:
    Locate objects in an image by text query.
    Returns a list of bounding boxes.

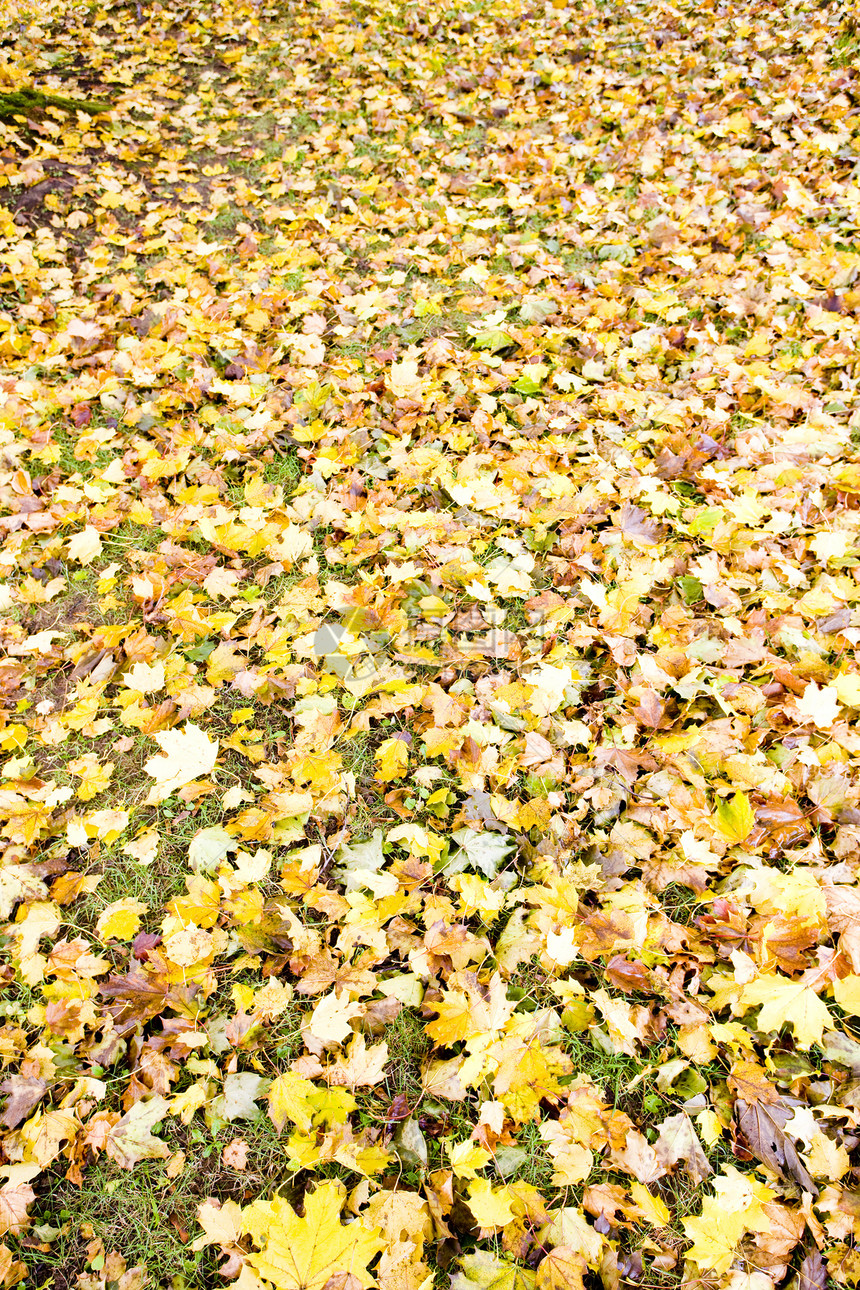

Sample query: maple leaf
[534,1248,586,1290]
[653,1112,711,1185]
[333,830,396,898]
[387,355,427,401]
[795,682,840,729]
[67,525,102,565]
[447,829,514,879]
[191,1198,244,1252]
[143,723,219,801]
[124,661,165,694]
[104,1096,170,1169]
[95,898,147,942]
[682,1200,748,1274]
[218,1072,269,1122]
[0,1178,36,1239]
[374,737,410,782]
[713,792,755,844]
[467,1179,516,1232]
[542,1208,603,1266]
[306,990,362,1050]
[450,1252,535,1290]
[738,973,834,1049]
[327,1033,389,1089]
[268,1071,316,1134]
[241,1182,384,1290]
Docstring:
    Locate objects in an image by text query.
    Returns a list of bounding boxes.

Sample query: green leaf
[473,327,513,352]
[512,373,543,395]
[678,575,704,603]
[687,507,723,537]
[518,296,555,324]
[446,829,515,878]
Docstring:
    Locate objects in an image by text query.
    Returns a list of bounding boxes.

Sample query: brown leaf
[631,688,665,729]
[0,1077,46,1129]
[222,1139,248,1171]
[798,1245,828,1290]
[748,797,810,853]
[322,1276,363,1290]
[604,956,650,993]
[734,1099,817,1195]
[653,1112,712,1185]
[747,1201,805,1279]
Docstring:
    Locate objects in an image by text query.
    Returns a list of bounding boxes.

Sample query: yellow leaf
[466,1178,516,1231]
[268,1072,317,1134]
[834,672,860,708]
[143,722,219,802]
[795,681,840,729]
[82,808,130,843]
[803,1130,850,1181]
[67,753,114,802]
[425,989,472,1045]
[833,974,860,1016]
[713,792,754,844]
[67,525,102,565]
[306,990,361,1049]
[683,1199,746,1273]
[738,972,834,1049]
[124,661,166,694]
[387,356,427,401]
[695,1109,724,1149]
[364,1189,433,1258]
[245,307,270,332]
[448,1139,492,1180]
[629,1182,669,1227]
[535,1248,586,1290]
[19,1109,78,1167]
[374,737,410,782]
[242,1181,384,1290]
[163,925,214,967]
[123,828,160,866]
[95,898,147,942]
[191,1199,244,1251]
[450,873,506,923]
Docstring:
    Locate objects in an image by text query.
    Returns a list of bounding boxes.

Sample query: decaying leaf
[734,1100,817,1195]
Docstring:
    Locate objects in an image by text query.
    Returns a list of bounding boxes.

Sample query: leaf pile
[1,0,860,1286]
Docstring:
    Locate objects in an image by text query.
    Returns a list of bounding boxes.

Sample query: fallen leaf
[242,1182,384,1290]
[143,724,219,802]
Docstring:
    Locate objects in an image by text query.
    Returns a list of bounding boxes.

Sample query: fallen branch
[0,87,112,125]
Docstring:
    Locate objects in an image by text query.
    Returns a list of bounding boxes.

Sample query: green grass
[382,1003,433,1105]
[30,1147,212,1290]
[833,23,860,66]
[261,448,303,495]
[28,1113,302,1290]
[660,882,703,926]
[340,728,378,782]
[202,205,249,237]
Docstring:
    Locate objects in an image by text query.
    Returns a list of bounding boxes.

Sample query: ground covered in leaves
[1,0,860,1286]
